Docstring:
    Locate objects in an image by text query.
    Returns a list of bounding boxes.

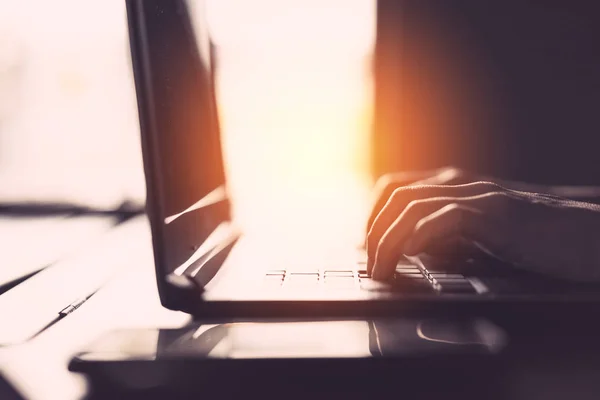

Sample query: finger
[366,171,440,231]
[404,203,508,258]
[371,192,508,280]
[365,167,470,235]
[367,181,503,274]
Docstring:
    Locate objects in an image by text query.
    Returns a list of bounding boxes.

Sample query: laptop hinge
[165,226,240,313]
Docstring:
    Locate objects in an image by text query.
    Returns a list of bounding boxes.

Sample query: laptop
[126,0,600,319]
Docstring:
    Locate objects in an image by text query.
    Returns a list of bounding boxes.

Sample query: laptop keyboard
[263,259,478,294]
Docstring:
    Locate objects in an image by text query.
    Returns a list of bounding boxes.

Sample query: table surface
[2,216,600,400]
[0,216,190,400]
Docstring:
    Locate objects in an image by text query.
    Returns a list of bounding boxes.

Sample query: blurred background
[0,1,144,208]
[0,0,376,243]
[4,0,600,238]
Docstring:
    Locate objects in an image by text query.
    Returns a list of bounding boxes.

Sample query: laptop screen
[127,0,230,281]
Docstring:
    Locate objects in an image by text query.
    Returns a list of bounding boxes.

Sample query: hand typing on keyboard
[366,168,600,283]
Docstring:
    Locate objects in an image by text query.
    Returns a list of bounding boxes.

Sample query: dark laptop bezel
[126,0,236,313]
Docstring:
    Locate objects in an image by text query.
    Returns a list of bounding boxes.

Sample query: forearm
[499,180,600,204]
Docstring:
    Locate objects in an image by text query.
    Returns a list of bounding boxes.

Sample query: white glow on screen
[206,0,376,248]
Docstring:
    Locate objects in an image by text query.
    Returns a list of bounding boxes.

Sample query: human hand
[367,181,600,283]
[366,167,481,232]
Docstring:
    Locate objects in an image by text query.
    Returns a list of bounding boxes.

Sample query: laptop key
[357,269,369,278]
[265,270,286,276]
[429,273,464,279]
[324,271,354,277]
[438,281,477,294]
[436,278,468,284]
[264,274,284,280]
[287,271,320,275]
[395,273,426,279]
[395,267,421,274]
[392,272,432,290]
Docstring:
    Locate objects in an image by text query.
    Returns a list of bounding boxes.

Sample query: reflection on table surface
[77,318,507,361]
